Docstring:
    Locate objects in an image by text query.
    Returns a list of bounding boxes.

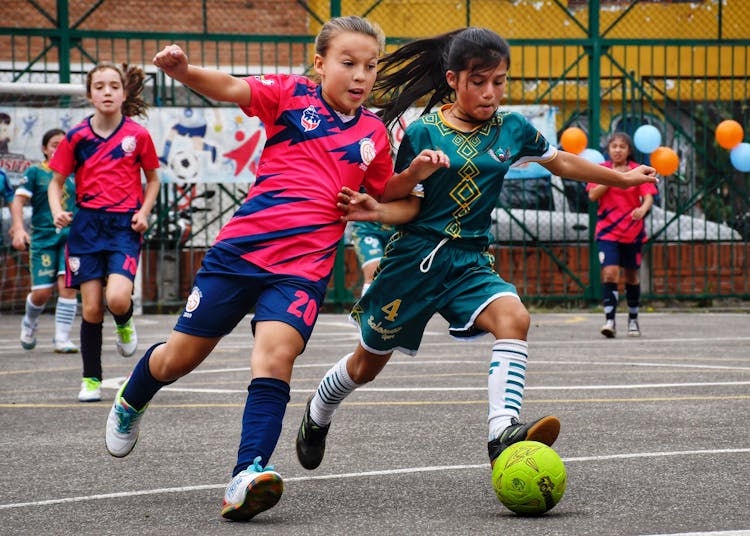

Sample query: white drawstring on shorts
[419,237,449,273]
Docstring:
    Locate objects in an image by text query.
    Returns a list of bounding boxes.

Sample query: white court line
[1,447,748,511]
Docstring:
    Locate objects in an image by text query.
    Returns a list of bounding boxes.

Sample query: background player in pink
[103,16,448,522]
[48,62,160,401]
[587,131,658,338]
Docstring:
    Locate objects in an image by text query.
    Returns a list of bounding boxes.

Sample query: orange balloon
[560,127,587,154]
[650,146,679,176]
[715,119,744,149]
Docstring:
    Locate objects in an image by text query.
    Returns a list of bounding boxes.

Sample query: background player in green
[10,128,78,353]
[350,220,395,296]
[296,27,658,476]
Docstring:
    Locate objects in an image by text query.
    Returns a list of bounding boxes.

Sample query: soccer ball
[169,149,199,183]
[491,440,566,515]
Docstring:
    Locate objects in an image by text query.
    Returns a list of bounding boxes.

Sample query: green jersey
[16,162,76,248]
[395,106,555,248]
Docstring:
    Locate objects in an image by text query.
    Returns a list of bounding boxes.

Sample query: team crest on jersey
[488,146,511,163]
[254,75,275,86]
[359,138,376,167]
[184,286,202,317]
[300,105,321,132]
[68,256,80,274]
[121,136,137,154]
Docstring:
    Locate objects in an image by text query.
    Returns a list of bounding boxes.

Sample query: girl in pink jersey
[103,16,448,522]
[586,131,658,338]
[48,63,161,402]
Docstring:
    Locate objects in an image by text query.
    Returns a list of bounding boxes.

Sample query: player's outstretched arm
[544,151,658,188]
[153,44,251,107]
[337,186,420,224]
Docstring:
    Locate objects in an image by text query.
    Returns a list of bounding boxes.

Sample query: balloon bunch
[633,125,679,176]
[715,119,749,172]
[559,127,605,164]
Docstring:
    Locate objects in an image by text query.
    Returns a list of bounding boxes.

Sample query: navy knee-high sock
[80,319,103,380]
[121,342,173,410]
[602,282,618,321]
[233,377,290,476]
[626,283,641,319]
[110,301,133,326]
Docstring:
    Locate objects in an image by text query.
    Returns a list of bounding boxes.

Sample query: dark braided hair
[375,27,511,130]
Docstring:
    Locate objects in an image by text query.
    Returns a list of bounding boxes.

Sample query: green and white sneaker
[78,377,102,402]
[221,456,284,521]
[105,378,147,457]
[114,318,138,357]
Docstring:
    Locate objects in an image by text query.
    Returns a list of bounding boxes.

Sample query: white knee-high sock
[309,353,359,426]
[487,339,528,440]
[55,297,78,342]
[24,293,45,325]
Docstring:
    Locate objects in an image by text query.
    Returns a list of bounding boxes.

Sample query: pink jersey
[213,74,394,281]
[50,116,159,212]
[586,161,658,243]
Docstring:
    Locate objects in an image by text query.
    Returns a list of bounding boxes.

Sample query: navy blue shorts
[596,240,643,270]
[65,208,141,287]
[174,246,329,343]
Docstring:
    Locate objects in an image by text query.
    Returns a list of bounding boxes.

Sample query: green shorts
[351,221,396,268]
[29,232,67,289]
[350,232,519,355]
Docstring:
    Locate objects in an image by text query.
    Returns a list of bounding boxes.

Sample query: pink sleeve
[240,74,285,123]
[49,135,74,176]
[362,127,394,198]
[140,131,161,170]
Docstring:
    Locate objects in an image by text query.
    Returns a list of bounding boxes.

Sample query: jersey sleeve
[360,122,394,199]
[1,169,13,202]
[638,181,658,196]
[240,74,285,124]
[138,130,160,170]
[511,114,556,166]
[49,134,75,176]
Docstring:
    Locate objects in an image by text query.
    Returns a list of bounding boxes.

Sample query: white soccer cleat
[105,379,147,457]
[78,377,102,402]
[600,319,616,338]
[20,318,38,350]
[221,456,284,521]
[53,338,79,354]
[114,318,138,357]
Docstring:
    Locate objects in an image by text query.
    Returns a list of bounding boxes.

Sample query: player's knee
[347,350,387,384]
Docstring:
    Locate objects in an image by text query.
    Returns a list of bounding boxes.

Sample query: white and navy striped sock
[55,297,77,342]
[487,339,528,440]
[309,353,359,426]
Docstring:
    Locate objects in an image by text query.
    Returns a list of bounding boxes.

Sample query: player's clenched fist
[153,44,188,79]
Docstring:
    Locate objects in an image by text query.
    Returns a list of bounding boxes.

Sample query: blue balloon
[730,142,750,172]
[633,125,662,154]
[579,148,605,164]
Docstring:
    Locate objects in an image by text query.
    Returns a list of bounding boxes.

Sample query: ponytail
[375,27,510,130]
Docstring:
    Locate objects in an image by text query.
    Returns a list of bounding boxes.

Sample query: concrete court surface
[1,310,749,536]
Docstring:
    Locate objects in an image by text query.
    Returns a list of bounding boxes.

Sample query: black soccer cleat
[488,415,561,465]
[296,396,331,470]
